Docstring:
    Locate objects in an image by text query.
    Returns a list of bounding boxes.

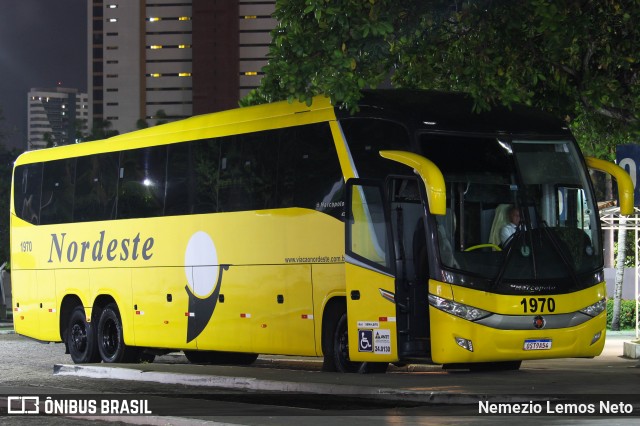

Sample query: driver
[500,206,521,245]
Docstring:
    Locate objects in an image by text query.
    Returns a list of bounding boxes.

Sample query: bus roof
[16,90,571,167]
[341,90,571,136]
[15,95,336,166]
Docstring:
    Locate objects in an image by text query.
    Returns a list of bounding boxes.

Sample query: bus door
[345,179,400,363]
[345,176,431,362]
[345,151,446,363]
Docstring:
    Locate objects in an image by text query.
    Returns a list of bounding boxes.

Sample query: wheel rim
[70,322,87,353]
[101,318,118,358]
[337,319,361,371]
[338,328,350,364]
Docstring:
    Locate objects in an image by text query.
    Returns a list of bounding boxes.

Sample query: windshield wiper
[493,225,529,290]
[537,220,581,289]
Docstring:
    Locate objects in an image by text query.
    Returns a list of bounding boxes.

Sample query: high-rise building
[88,0,276,135]
[27,87,89,150]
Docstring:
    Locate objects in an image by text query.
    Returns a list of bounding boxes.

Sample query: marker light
[590,331,603,346]
[428,295,491,321]
[579,298,606,317]
[455,337,474,352]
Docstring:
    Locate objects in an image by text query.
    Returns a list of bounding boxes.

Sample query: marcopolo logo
[48,231,155,264]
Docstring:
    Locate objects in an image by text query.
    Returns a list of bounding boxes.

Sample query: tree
[243,0,639,153]
[243,0,640,328]
[154,109,168,126]
[43,132,55,148]
[83,119,119,141]
[136,118,149,130]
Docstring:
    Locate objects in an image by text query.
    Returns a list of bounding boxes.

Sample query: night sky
[0,0,86,151]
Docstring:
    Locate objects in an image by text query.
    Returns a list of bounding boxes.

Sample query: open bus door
[345,179,399,364]
[344,151,447,365]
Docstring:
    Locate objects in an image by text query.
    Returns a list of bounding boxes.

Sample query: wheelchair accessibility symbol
[358,330,373,352]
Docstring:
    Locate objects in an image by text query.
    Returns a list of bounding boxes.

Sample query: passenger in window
[500,206,521,245]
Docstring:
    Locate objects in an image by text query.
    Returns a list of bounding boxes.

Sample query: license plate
[523,339,552,351]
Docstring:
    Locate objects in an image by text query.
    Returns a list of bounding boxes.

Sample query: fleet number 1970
[520,297,556,313]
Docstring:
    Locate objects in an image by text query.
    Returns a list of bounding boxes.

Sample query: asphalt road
[0,328,639,425]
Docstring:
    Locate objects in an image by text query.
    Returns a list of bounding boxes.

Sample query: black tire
[96,303,137,363]
[67,306,100,364]
[184,350,258,365]
[324,311,388,374]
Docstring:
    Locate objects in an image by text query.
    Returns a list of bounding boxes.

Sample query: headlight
[428,294,491,321]
[579,298,606,317]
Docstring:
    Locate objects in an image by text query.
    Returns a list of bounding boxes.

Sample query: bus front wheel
[325,312,388,374]
[67,306,100,364]
[96,303,137,363]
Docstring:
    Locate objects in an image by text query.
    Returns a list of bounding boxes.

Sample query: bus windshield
[421,135,601,292]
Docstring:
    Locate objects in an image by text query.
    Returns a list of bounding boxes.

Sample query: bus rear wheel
[67,306,100,364]
[96,303,137,363]
[184,350,258,365]
[325,311,388,374]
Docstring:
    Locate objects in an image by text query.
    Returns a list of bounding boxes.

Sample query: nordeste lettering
[48,231,154,263]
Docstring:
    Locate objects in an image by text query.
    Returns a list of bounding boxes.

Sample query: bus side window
[74,153,119,222]
[40,158,76,225]
[165,142,193,216]
[190,138,221,214]
[118,146,167,219]
[278,123,344,219]
[218,132,278,212]
[14,163,43,225]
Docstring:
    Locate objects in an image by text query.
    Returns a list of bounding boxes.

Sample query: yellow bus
[10,90,633,372]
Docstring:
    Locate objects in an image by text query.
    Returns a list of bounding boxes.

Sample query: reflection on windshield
[421,135,601,291]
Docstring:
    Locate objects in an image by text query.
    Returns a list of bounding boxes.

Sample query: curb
[53,364,546,406]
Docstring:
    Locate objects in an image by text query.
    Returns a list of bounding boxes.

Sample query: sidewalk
[52,330,640,406]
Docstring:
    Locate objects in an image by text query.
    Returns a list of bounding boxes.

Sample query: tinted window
[219,133,278,212]
[165,142,192,216]
[14,164,42,224]
[339,118,411,179]
[278,123,344,219]
[15,123,344,225]
[191,138,221,214]
[118,146,167,219]
[40,159,76,225]
[74,153,119,222]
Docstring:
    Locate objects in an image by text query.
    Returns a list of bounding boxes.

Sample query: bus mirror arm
[585,157,635,216]
[379,150,446,216]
